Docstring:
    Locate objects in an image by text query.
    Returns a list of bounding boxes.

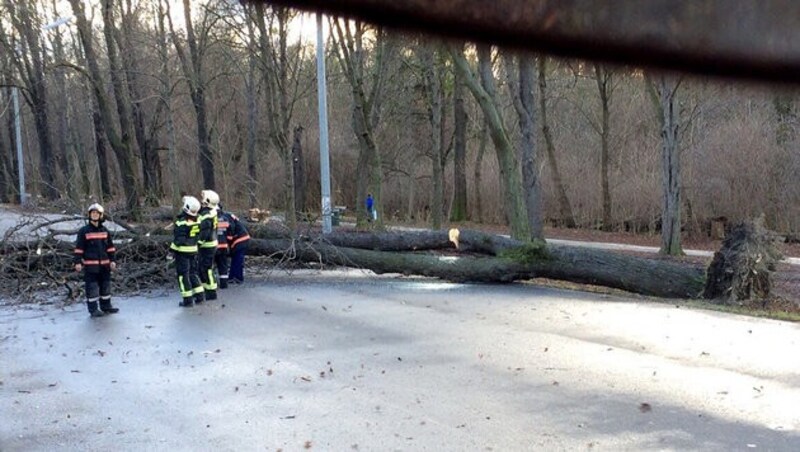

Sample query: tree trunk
[168,0,214,190]
[472,123,487,223]
[450,44,468,222]
[5,91,20,202]
[505,52,543,239]
[0,102,9,202]
[332,21,391,229]
[50,23,76,202]
[595,64,614,231]
[538,58,576,228]
[451,45,530,240]
[292,126,306,216]
[242,228,704,299]
[69,0,140,214]
[774,91,796,147]
[157,0,179,206]
[101,0,142,217]
[117,0,162,206]
[254,4,296,229]
[244,11,259,209]
[91,101,112,200]
[657,76,683,256]
[6,0,58,200]
[418,43,446,230]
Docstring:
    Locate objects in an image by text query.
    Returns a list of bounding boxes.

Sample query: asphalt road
[2,272,799,451]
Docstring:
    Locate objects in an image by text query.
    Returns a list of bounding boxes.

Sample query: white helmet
[87,203,104,219]
[200,189,220,208]
[182,196,201,216]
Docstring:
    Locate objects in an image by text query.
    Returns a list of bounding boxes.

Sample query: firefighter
[226,210,251,284]
[73,203,118,317]
[215,203,232,289]
[171,196,204,307]
[197,190,220,300]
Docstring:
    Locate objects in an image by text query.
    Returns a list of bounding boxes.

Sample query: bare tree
[252,4,308,228]
[243,5,260,209]
[68,0,141,217]
[593,63,615,231]
[4,0,59,199]
[537,58,575,227]
[292,125,306,215]
[648,74,684,256]
[417,41,451,230]
[450,43,468,222]
[504,51,543,239]
[472,123,488,223]
[332,20,395,228]
[167,0,215,190]
[450,44,530,240]
[118,0,164,205]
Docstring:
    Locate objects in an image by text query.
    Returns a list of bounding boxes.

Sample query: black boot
[219,278,228,289]
[194,292,205,304]
[100,301,119,314]
[205,290,217,301]
[88,301,104,318]
[179,297,194,307]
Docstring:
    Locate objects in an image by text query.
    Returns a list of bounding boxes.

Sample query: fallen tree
[2,223,706,301]
[246,227,705,298]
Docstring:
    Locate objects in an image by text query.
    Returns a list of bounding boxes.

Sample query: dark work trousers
[215,249,230,288]
[198,248,218,292]
[174,251,203,301]
[84,268,111,313]
[229,242,248,283]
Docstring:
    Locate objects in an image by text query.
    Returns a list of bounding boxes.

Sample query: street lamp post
[12,16,73,206]
[316,13,332,233]
[12,84,26,205]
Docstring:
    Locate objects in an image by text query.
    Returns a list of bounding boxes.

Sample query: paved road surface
[2,272,799,451]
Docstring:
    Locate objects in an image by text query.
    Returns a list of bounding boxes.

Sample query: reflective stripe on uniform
[202,269,218,291]
[85,232,108,240]
[178,276,193,297]
[82,259,111,265]
[230,234,250,248]
[170,243,198,253]
[198,240,219,248]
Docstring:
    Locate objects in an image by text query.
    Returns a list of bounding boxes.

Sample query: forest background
[2,0,799,252]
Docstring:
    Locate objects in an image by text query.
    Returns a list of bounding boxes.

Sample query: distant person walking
[74,203,118,317]
[366,193,376,222]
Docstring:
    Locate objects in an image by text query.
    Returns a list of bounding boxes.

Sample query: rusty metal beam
[255,0,800,83]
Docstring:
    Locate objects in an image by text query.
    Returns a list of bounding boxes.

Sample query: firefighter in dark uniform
[197,190,219,300]
[226,212,251,284]
[171,196,204,307]
[73,203,118,317]
[214,203,232,289]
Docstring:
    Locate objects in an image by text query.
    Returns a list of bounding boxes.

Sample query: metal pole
[12,86,26,205]
[11,17,73,206]
[317,13,333,233]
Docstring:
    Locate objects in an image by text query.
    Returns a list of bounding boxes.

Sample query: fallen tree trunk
[2,228,705,300]
[247,229,705,298]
